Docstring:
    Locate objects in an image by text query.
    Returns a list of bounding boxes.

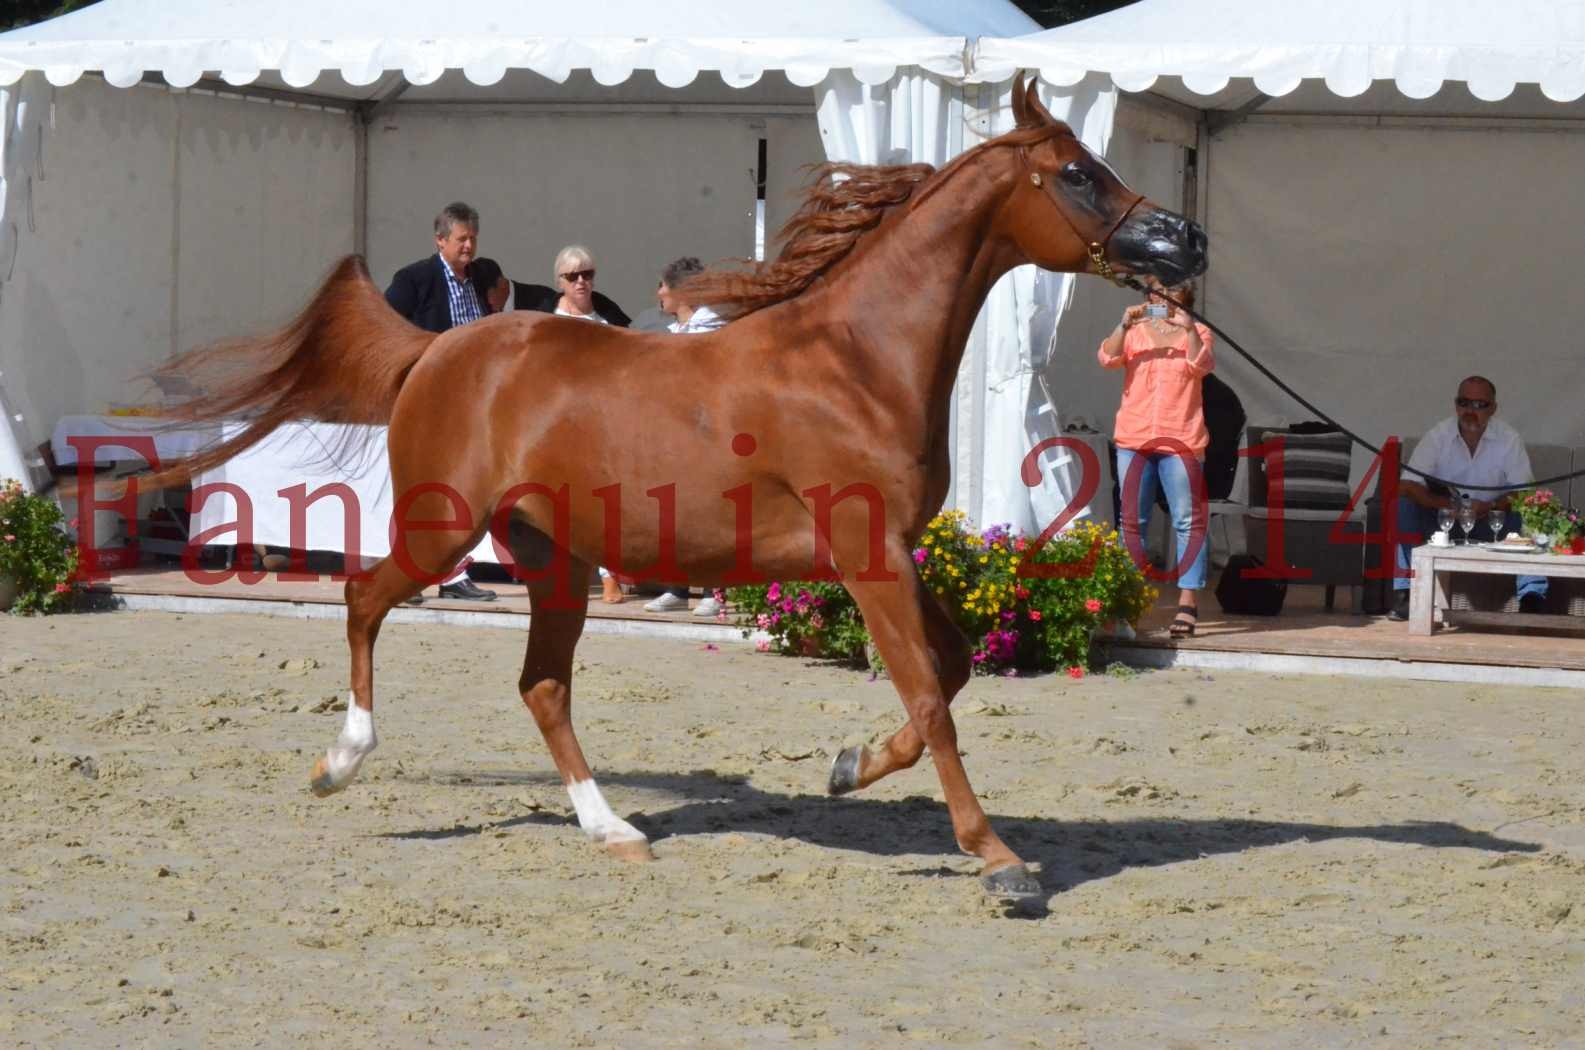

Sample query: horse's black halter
[1017,142,1144,287]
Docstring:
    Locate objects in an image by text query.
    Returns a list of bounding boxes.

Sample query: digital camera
[1145,303,1169,320]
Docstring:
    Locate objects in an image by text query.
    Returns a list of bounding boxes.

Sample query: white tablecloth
[190,421,503,566]
[50,415,217,467]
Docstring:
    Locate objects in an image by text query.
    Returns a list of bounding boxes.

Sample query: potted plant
[1514,488,1579,551]
[0,477,82,614]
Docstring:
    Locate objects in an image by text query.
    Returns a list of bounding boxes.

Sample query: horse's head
[999,75,1207,287]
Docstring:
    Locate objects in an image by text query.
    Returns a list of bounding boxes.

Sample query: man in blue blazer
[382,201,500,601]
[385,202,500,334]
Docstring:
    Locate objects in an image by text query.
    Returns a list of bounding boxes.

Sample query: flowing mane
[683,124,1084,321]
[681,161,935,320]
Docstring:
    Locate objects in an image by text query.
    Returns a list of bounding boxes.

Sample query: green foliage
[726,579,869,665]
[1513,488,1580,544]
[4,1,98,31]
[0,478,81,614]
[1011,0,1139,29]
[728,510,1156,675]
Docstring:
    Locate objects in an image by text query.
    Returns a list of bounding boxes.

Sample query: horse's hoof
[980,863,1043,901]
[827,745,863,796]
[308,756,345,798]
[606,837,654,863]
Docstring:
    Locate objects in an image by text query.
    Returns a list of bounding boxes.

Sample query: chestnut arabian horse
[156,79,1206,902]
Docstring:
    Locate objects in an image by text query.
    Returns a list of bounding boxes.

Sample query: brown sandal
[1169,604,1198,637]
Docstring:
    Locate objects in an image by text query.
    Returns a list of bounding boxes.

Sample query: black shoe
[1519,592,1546,615]
[404,593,426,605]
[1388,592,1410,621]
[438,579,497,602]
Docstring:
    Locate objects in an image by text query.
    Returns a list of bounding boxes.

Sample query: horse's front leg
[827,580,969,796]
[520,556,652,862]
[841,561,1040,901]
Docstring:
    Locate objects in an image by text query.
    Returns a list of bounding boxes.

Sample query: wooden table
[1408,543,1585,635]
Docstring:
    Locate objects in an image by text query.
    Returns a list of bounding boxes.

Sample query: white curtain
[814,70,1117,536]
[0,71,49,491]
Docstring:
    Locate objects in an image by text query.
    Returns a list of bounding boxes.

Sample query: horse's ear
[1023,77,1057,127]
[1011,71,1031,127]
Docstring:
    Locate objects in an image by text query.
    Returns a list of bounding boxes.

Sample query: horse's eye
[1061,164,1092,188]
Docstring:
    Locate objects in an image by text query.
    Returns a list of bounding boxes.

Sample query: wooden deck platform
[83,566,1585,688]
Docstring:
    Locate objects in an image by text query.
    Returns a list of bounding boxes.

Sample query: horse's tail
[145,255,434,488]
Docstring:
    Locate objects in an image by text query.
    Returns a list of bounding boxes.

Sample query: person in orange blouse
[1098,277,1215,636]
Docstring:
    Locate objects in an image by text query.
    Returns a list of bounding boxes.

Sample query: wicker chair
[1240,425,1365,612]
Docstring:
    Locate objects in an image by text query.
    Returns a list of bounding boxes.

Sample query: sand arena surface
[2,610,1582,1047]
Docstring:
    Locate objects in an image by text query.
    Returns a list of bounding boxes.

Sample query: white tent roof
[975,0,1585,103]
[0,0,1038,94]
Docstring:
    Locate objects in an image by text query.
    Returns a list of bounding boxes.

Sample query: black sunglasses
[560,268,596,283]
[1455,398,1492,410]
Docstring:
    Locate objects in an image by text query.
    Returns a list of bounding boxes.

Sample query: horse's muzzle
[1112,207,1208,285]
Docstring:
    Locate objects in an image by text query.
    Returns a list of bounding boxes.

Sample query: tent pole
[353,76,412,262]
[353,110,368,258]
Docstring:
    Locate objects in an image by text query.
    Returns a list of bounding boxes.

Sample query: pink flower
[2,534,13,542]
[754,640,771,652]
[971,651,988,663]
[1015,587,1030,600]
[912,547,928,564]
[1066,666,1084,679]
[766,582,781,602]
[54,582,70,593]
[1084,598,1102,613]
[69,517,80,529]
[1028,610,1042,621]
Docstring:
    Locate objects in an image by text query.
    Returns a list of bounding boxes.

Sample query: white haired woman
[524,245,631,600]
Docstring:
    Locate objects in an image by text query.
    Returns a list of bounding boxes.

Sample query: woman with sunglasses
[516,244,632,600]
[1098,276,1214,637]
[551,246,607,322]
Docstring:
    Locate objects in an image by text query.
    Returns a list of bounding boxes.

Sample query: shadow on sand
[383,767,1539,917]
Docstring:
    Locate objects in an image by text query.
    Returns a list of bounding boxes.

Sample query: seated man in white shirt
[1388,375,1546,620]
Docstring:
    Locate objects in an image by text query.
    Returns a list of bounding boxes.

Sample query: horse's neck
[837,157,1022,414]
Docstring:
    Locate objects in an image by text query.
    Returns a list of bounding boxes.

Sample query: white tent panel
[0,0,1038,92]
[1203,117,1585,449]
[0,79,354,453]
[974,0,1585,103]
[176,92,356,354]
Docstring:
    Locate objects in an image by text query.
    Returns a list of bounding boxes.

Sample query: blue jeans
[1115,447,1209,590]
[1392,497,1546,600]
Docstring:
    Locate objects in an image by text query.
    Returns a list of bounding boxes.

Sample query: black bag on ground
[1215,555,1288,616]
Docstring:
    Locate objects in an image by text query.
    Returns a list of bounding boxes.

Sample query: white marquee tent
[2,0,1140,547]
[976,0,1585,471]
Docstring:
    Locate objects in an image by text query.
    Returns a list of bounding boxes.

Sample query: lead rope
[1114,274,1585,498]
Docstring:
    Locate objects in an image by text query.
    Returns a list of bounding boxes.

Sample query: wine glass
[1456,499,1477,546]
[1487,506,1507,544]
[1436,505,1455,544]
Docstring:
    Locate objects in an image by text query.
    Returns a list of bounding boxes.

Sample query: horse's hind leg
[519,552,652,862]
[309,522,474,797]
[828,587,970,796]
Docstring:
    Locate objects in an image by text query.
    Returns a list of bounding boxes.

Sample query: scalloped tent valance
[973,0,1585,104]
[0,0,1038,92]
